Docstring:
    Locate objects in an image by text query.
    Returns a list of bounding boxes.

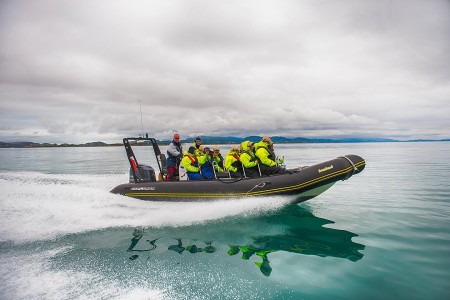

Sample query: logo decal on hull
[131,187,156,191]
[318,165,333,173]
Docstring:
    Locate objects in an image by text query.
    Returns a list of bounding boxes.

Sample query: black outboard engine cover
[129,164,156,183]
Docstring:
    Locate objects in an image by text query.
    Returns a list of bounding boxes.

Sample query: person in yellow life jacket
[212,145,224,172]
[196,145,205,158]
[198,146,215,180]
[240,141,260,178]
[181,146,203,180]
[225,145,243,178]
[192,136,202,156]
[255,135,285,176]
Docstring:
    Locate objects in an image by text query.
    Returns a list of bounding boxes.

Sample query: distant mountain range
[1,136,449,148]
[181,136,401,144]
[0,141,108,148]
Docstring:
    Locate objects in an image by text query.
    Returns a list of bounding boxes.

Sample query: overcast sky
[1,0,449,143]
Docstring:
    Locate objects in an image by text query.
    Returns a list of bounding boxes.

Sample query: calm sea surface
[0,142,449,299]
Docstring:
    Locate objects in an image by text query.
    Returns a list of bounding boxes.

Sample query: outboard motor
[129,164,156,183]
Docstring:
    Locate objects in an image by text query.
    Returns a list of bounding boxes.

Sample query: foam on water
[0,244,165,300]
[0,171,292,244]
[0,171,294,299]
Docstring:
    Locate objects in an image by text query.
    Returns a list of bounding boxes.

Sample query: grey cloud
[1,0,449,143]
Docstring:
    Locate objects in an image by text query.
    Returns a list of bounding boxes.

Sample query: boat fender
[130,157,138,172]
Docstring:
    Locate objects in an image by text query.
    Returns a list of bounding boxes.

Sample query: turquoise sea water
[0,142,449,299]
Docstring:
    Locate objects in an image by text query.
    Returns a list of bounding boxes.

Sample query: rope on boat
[217,177,244,184]
[339,156,358,180]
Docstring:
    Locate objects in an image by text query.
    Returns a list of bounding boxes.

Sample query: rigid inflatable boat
[110,137,366,202]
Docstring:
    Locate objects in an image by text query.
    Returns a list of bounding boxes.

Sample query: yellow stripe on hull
[125,160,365,199]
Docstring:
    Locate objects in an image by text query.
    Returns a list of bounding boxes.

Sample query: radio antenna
[139,99,144,137]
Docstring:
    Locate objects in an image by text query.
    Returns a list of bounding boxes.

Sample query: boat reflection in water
[126,205,365,277]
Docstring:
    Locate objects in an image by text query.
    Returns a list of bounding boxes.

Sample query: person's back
[254,137,276,166]
[240,141,260,178]
[255,136,285,176]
